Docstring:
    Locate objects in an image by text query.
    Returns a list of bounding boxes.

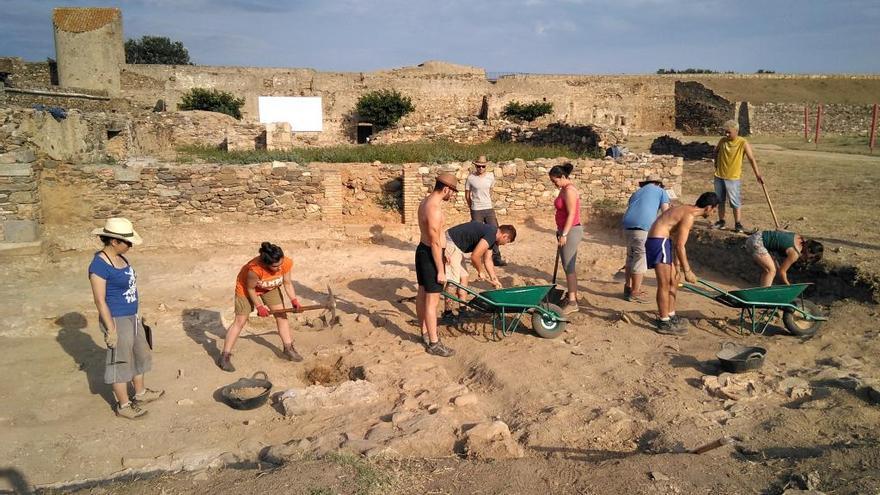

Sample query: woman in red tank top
[549,163,583,314]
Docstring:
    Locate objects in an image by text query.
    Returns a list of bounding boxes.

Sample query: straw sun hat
[91,217,143,245]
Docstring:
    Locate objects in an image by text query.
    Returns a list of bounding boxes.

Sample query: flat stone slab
[2,219,40,242]
[0,163,35,177]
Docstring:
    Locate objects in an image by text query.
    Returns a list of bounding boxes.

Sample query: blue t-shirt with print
[88,253,138,317]
[622,184,670,231]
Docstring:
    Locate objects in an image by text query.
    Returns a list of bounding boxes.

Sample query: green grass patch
[324,452,391,495]
[177,140,589,165]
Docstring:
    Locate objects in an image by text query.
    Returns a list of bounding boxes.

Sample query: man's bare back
[648,205,700,238]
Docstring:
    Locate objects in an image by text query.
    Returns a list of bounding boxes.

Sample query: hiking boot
[216,352,235,372]
[655,319,688,336]
[115,401,147,420]
[493,257,508,267]
[457,308,477,320]
[133,388,165,405]
[283,345,304,362]
[712,220,726,230]
[438,310,458,326]
[562,300,580,314]
[733,222,745,233]
[426,340,455,357]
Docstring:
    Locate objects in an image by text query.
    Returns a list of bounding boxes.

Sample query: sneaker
[493,257,508,267]
[283,345,304,362]
[457,308,477,320]
[115,401,147,420]
[216,352,236,372]
[626,293,648,303]
[133,388,165,405]
[426,341,456,357]
[733,222,745,233]
[655,319,688,336]
[712,220,726,230]
[421,332,430,347]
[562,300,579,314]
[438,310,458,326]
[671,314,689,329]
[623,284,632,298]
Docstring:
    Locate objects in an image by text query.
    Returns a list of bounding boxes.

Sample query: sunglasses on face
[475,165,486,169]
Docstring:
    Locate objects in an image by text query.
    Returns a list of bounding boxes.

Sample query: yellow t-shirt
[715,136,747,180]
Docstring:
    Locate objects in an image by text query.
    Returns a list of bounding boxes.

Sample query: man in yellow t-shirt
[713,120,763,233]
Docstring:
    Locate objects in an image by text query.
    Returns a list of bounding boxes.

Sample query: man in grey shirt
[465,155,506,266]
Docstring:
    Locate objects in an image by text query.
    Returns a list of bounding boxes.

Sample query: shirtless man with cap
[646,192,719,335]
[415,173,458,357]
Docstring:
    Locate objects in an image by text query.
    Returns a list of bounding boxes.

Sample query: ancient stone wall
[0,57,55,87]
[117,62,674,144]
[747,103,877,136]
[0,107,42,242]
[402,155,683,225]
[40,160,328,223]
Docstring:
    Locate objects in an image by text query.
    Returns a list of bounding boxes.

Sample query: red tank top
[554,185,581,230]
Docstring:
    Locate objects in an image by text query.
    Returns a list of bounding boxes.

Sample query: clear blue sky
[2,0,879,74]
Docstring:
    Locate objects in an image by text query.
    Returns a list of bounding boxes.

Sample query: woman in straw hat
[88,218,163,419]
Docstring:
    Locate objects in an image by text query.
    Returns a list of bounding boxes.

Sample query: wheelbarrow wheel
[532,303,566,339]
[782,300,824,337]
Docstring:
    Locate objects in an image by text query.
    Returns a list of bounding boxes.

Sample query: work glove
[104,329,117,349]
[684,270,698,284]
[291,298,302,311]
[256,305,271,318]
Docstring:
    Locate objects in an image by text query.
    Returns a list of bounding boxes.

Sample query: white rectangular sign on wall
[258,96,323,132]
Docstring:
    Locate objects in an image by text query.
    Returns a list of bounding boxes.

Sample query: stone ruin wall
[746,103,878,136]
[117,63,674,144]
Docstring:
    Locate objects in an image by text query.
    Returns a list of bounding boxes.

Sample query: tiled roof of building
[53,7,120,33]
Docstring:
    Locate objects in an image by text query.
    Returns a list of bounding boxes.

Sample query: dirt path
[1,218,879,494]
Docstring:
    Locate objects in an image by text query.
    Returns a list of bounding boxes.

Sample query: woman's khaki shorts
[234,287,284,315]
[102,314,152,385]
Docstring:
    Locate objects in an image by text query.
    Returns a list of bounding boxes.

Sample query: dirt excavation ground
[2,147,880,494]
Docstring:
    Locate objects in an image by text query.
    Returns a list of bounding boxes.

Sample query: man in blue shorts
[646,192,720,335]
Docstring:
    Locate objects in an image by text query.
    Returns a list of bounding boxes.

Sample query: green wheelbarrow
[442,281,568,339]
[681,279,827,336]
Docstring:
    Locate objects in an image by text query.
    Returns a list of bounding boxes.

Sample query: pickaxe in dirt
[270,286,339,327]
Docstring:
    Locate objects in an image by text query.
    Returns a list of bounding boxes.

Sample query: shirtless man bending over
[415,173,458,357]
[646,192,719,335]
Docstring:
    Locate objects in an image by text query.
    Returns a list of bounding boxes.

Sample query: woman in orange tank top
[217,242,303,372]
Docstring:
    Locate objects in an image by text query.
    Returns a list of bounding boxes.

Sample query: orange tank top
[235,256,293,296]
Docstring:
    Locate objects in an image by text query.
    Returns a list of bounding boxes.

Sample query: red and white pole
[814,104,822,145]
[870,103,878,153]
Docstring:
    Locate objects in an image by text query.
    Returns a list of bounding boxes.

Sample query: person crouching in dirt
[88,218,164,419]
[646,192,720,335]
[217,242,303,372]
[440,222,517,324]
[746,230,823,287]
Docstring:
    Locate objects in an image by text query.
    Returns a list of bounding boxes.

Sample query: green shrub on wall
[356,89,415,129]
[501,101,554,122]
[178,88,245,119]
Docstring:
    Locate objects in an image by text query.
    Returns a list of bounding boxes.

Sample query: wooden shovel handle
[269,304,325,315]
[760,182,781,230]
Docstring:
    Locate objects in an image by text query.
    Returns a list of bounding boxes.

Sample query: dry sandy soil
[1,202,879,494]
